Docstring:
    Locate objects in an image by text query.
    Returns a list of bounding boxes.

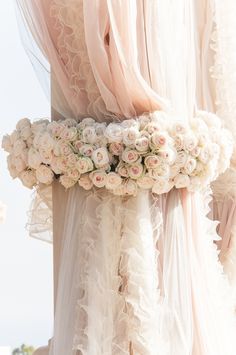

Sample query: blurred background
[0,1,53,353]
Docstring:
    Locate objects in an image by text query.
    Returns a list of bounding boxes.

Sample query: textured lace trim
[72,190,166,354]
[50,0,107,119]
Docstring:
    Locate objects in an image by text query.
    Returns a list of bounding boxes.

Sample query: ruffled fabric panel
[48,186,236,355]
[210,0,236,283]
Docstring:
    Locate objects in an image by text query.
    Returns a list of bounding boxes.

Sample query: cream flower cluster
[2,111,233,196]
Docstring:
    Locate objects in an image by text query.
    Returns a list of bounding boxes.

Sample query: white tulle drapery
[14,1,236,354]
[210,0,236,284]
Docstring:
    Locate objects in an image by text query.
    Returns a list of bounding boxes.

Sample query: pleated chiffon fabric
[15,1,236,354]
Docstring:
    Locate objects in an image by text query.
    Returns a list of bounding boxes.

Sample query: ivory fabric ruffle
[48,186,236,355]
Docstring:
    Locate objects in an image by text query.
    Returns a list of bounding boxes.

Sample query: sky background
[0,1,53,350]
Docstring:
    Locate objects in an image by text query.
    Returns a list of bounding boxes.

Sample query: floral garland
[1,111,233,196]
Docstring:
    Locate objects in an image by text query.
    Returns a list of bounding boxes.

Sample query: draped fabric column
[14,1,236,355]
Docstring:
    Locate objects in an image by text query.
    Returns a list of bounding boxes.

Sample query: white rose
[20,126,32,141]
[77,157,94,174]
[145,122,162,134]
[79,174,93,190]
[128,163,144,179]
[150,111,169,127]
[14,156,27,173]
[190,117,208,132]
[77,117,95,129]
[60,175,77,189]
[116,162,129,177]
[2,135,12,153]
[123,127,140,146]
[10,130,20,145]
[31,119,49,134]
[81,126,97,144]
[9,165,18,179]
[36,165,54,185]
[198,146,211,164]
[39,132,55,151]
[104,123,123,143]
[105,172,122,190]
[48,122,65,138]
[33,132,42,149]
[191,146,201,157]
[66,169,80,181]
[20,149,28,164]
[158,148,176,164]
[60,127,78,141]
[92,147,110,168]
[67,153,78,168]
[57,157,69,173]
[138,115,150,130]
[150,132,169,149]
[195,111,221,129]
[169,164,181,178]
[28,148,42,169]
[124,179,138,196]
[39,147,53,165]
[95,123,106,137]
[156,164,170,178]
[174,134,184,151]
[51,157,62,174]
[137,175,154,189]
[79,144,94,157]
[26,136,34,147]
[172,122,188,135]
[183,133,198,151]
[90,170,107,188]
[63,118,77,127]
[182,157,197,175]
[13,139,26,156]
[109,142,124,155]
[197,132,210,147]
[20,170,37,189]
[152,177,173,194]
[73,140,83,152]
[135,136,149,153]
[16,118,31,130]
[122,149,140,164]
[144,155,161,169]
[174,174,190,188]
[175,151,188,167]
[54,141,72,156]
[121,119,140,129]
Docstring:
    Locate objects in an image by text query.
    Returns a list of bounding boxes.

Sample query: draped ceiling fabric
[16,1,236,354]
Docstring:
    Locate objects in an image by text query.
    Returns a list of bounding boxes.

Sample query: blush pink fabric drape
[15,1,236,355]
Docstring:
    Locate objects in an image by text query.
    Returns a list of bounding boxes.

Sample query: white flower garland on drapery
[2,111,232,197]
